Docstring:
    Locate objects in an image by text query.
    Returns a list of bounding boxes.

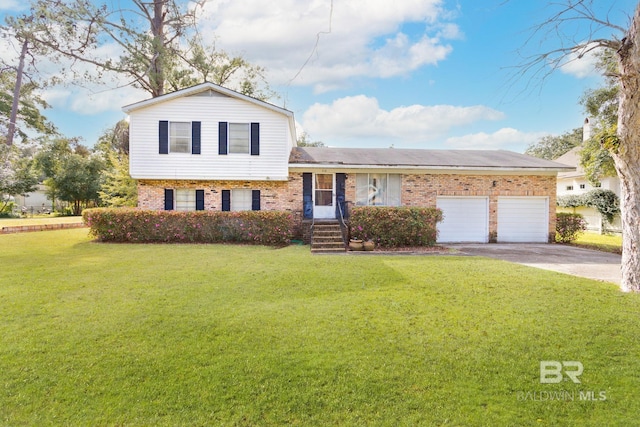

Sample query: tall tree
[520,1,640,292]
[36,137,104,214]
[5,0,273,100]
[525,128,582,160]
[579,49,619,183]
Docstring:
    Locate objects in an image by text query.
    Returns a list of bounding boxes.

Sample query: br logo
[540,361,584,384]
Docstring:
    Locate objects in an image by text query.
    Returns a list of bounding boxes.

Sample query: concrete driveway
[449,243,622,285]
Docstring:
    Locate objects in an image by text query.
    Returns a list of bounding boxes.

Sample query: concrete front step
[311,222,345,253]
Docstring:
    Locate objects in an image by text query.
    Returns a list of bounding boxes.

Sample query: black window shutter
[195,189,205,211]
[218,122,228,155]
[336,173,347,218]
[159,121,169,154]
[302,173,313,219]
[164,189,174,210]
[250,123,260,155]
[222,190,231,211]
[192,121,201,155]
[252,190,261,211]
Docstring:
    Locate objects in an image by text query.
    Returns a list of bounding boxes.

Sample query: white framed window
[594,182,602,188]
[231,189,252,211]
[229,123,250,154]
[566,185,574,191]
[579,184,586,189]
[355,174,401,206]
[175,189,196,211]
[170,122,191,153]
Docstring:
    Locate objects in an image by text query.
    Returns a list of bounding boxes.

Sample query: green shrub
[556,194,584,209]
[556,212,587,243]
[349,206,443,248]
[83,208,294,246]
[582,189,620,224]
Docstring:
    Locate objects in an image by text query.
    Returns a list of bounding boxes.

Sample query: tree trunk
[150,0,166,97]
[6,39,28,146]
[615,4,640,292]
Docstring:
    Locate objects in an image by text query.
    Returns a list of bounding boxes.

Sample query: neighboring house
[555,119,622,233]
[123,82,573,244]
[13,184,53,214]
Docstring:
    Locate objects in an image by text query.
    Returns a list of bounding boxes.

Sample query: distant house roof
[290,147,576,172]
[554,147,585,178]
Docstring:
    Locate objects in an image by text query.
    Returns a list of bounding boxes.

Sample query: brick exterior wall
[138,172,558,242]
[342,173,557,242]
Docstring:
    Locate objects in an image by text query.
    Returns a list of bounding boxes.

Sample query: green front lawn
[1,229,639,425]
[572,232,623,254]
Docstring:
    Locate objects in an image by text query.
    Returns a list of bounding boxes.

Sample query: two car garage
[436,196,549,243]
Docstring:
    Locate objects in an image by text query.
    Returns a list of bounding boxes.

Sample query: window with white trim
[579,184,586,189]
[170,122,191,153]
[229,123,250,154]
[355,174,401,206]
[175,189,196,211]
[566,185,574,191]
[231,189,252,211]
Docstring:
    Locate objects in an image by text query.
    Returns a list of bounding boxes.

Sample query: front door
[313,173,335,219]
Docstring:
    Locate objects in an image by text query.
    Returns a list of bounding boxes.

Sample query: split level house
[123,82,574,244]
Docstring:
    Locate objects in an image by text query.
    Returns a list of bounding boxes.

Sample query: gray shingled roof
[290,147,575,171]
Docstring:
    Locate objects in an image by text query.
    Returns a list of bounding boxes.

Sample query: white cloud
[559,43,602,78]
[301,95,504,145]
[445,128,547,151]
[198,0,460,91]
[0,0,25,11]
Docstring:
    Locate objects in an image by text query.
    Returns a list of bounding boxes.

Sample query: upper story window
[170,122,191,153]
[229,123,250,154]
[594,182,602,188]
[566,185,574,191]
[218,122,260,156]
[579,184,586,190]
[159,121,201,155]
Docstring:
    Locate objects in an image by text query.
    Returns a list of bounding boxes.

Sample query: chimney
[583,118,591,142]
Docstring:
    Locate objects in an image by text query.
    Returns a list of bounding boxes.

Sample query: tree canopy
[525,128,582,160]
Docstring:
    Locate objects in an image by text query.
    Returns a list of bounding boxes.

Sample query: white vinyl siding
[497,197,548,242]
[169,122,191,153]
[175,189,196,211]
[229,123,250,154]
[231,189,252,211]
[128,95,292,180]
[436,197,489,243]
[355,173,401,206]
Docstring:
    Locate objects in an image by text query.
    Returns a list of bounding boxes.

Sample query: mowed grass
[1,229,640,426]
[572,232,623,254]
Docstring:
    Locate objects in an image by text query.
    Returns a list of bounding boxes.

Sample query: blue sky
[0,0,636,151]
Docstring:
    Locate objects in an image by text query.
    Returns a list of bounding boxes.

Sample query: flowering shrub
[83,208,294,246]
[555,212,587,243]
[349,206,443,248]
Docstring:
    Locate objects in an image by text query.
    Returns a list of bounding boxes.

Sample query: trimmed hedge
[83,208,294,246]
[349,206,443,248]
[556,212,587,243]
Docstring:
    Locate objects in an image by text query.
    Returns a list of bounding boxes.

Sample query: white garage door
[437,197,489,243]
[497,197,549,242]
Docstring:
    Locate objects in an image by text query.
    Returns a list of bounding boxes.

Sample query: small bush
[349,206,443,248]
[556,212,587,243]
[83,208,294,246]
